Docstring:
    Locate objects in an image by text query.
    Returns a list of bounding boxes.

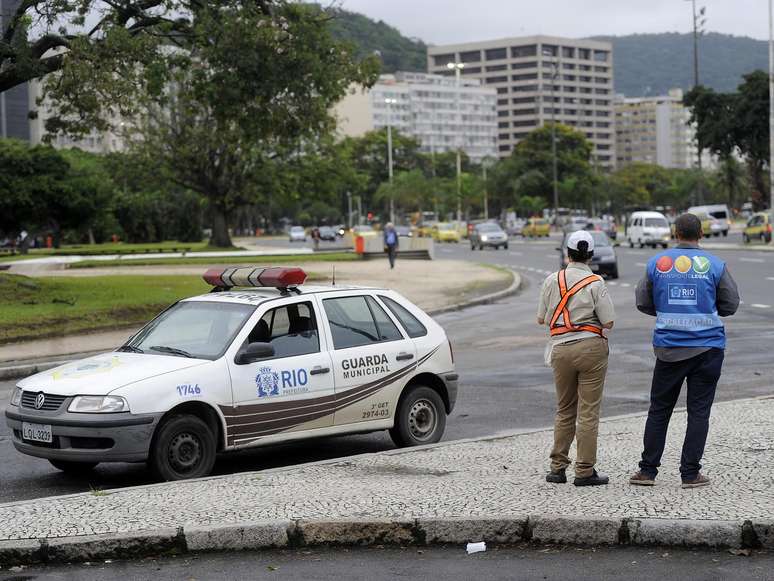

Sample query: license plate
[590,264,600,271]
[22,422,52,443]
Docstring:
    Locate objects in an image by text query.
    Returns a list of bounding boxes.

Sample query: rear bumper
[5,408,161,463]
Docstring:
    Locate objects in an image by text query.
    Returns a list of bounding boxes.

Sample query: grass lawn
[67,252,359,269]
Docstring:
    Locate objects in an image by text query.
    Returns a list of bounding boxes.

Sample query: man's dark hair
[675,213,702,241]
[568,241,593,262]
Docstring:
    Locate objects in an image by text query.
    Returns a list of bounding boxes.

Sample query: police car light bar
[203,267,307,289]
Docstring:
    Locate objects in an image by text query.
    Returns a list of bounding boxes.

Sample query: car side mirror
[235,342,275,365]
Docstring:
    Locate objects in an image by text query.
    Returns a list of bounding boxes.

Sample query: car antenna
[331,265,336,286]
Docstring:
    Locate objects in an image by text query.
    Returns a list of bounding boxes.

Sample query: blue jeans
[638,348,724,480]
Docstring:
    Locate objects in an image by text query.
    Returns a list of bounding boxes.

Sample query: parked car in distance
[522,217,551,238]
[506,219,526,237]
[470,223,508,250]
[743,211,773,244]
[432,223,461,243]
[558,230,619,279]
[563,216,592,234]
[289,226,307,243]
[352,225,378,237]
[626,211,670,249]
[589,218,617,240]
[317,226,337,241]
[688,204,731,237]
[394,225,413,238]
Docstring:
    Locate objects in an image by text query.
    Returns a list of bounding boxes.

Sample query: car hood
[17,352,209,396]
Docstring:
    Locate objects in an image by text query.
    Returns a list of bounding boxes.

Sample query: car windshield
[126,301,255,360]
[709,211,728,219]
[291,227,304,232]
[644,218,668,227]
[438,223,454,231]
[478,224,502,232]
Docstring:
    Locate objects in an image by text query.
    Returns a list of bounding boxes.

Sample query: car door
[319,293,417,427]
[224,298,335,447]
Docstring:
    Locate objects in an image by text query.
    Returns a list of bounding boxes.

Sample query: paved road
[2,545,771,580]
[1,234,772,501]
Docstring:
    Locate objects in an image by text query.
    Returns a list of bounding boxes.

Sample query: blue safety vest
[646,248,726,349]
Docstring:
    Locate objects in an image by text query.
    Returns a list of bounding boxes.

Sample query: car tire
[49,459,99,474]
[766,234,772,244]
[628,239,634,248]
[743,233,750,244]
[662,243,668,249]
[149,414,216,482]
[504,243,509,250]
[609,267,619,280]
[722,230,728,237]
[389,386,446,448]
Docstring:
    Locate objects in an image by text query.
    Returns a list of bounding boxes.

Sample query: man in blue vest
[630,213,739,488]
[384,222,399,269]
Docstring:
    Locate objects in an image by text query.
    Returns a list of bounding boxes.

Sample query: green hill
[593,32,769,96]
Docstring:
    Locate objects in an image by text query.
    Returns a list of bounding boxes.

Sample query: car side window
[379,296,428,338]
[366,296,403,341]
[323,296,402,349]
[246,301,319,359]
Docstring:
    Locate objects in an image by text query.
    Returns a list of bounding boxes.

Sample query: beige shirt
[537,263,616,348]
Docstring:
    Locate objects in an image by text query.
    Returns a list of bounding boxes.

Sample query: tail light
[767,224,772,234]
[448,339,454,364]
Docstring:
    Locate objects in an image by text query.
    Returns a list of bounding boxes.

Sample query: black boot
[545,468,567,484]
[573,469,609,487]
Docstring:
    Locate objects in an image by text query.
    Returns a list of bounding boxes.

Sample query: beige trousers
[549,336,609,478]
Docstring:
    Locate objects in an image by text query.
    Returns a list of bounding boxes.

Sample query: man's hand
[537,317,545,325]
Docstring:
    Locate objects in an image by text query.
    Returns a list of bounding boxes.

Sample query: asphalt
[0,232,772,503]
[2,545,772,581]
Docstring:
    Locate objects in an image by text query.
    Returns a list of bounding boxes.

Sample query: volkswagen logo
[34,393,45,410]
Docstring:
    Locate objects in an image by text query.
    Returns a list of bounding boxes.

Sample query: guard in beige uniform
[536,230,615,486]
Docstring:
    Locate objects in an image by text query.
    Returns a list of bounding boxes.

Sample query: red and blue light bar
[203,267,307,289]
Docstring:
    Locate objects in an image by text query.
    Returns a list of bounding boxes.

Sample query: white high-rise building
[615,89,704,170]
[334,72,498,163]
[427,35,615,169]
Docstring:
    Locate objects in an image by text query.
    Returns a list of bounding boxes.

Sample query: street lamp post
[543,49,560,221]
[769,0,774,210]
[384,97,397,223]
[447,61,465,224]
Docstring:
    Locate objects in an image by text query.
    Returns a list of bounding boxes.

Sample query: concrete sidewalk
[1,397,772,566]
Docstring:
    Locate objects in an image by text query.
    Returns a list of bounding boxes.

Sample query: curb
[0,270,522,382]
[2,515,772,567]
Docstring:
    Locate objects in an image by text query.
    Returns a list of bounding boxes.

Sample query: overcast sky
[339,0,769,44]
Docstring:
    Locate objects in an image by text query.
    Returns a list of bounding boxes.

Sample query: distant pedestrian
[537,231,615,486]
[630,213,739,489]
[384,222,399,269]
[312,227,321,251]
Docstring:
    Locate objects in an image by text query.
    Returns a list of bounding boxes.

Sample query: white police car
[5,267,457,481]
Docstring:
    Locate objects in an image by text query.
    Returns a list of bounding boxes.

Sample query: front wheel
[662,243,668,249]
[609,266,619,280]
[149,414,216,481]
[504,243,509,250]
[389,386,446,448]
[49,459,99,475]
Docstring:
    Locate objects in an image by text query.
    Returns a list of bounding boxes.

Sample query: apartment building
[334,72,498,163]
[427,35,615,169]
[0,0,30,141]
[615,88,700,170]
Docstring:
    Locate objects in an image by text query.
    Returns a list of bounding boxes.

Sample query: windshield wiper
[117,345,144,354]
[149,345,194,358]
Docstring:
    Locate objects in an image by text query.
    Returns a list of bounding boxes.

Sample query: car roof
[183,284,390,306]
[632,211,667,218]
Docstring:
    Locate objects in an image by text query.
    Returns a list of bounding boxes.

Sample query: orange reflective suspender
[549,269,605,338]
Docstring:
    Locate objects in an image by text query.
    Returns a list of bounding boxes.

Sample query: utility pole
[542,48,560,221]
[482,161,489,221]
[346,191,353,229]
[447,61,465,224]
[687,0,706,204]
[769,0,774,210]
[385,98,397,223]
[0,0,6,139]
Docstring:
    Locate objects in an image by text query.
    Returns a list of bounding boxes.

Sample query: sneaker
[545,469,567,484]
[573,469,609,487]
[681,474,710,489]
[629,471,656,486]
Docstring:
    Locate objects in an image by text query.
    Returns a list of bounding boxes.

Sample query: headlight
[600,255,616,263]
[68,395,130,414]
[480,235,488,241]
[10,387,21,406]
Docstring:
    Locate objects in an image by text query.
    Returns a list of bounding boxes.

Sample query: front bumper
[5,407,161,463]
[480,239,507,247]
[443,373,459,413]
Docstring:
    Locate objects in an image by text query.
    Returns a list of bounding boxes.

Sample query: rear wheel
[149,414,216,481]
[504,242,509,250]
[662,243,668,249]
[49,459,99,475]
[390,386,446,447]
[609,266,619,280]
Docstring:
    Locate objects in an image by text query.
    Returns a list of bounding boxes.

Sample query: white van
[687,205,731,236]
[626,211,671,249]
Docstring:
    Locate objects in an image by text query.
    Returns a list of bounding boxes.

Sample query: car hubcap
[168,432,202,474]
[408,399,437,441]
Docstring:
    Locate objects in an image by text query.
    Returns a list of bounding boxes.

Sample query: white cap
[567,230,595,252]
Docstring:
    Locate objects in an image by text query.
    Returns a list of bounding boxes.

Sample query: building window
[513,131,531,139]
[512,73,538,81]
[513,119,537,127]
[594,77,608,84]
[513,84,539,93]
[433,54,456,68]
[561,47,575,58]
[594,66,608,73]
[593,50,609,62]
[460,50,481,63]
[595,88,610,95]
[497,110,509,117]
[499,133,510,140]
[499,144,512,152]
[497,98,509,105]
[496,87,508,94]
[541,44,558,56]
[511,61,538,70]
[511,44,537,58]
[486,64,508,72]
[461,66,482,74]
[513,108,538,116]
[578,48,591,60]
[486,76,508,84]
[563,63,576,70]
[512,96,535,104]
[485,47,508,60]
[498,121,509,128]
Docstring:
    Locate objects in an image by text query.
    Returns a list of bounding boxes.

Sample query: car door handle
[310,366,330,375]
[396,353,414,361]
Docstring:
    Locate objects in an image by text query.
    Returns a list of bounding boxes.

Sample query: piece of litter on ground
[729,549,751,557]
[466,541,486,554]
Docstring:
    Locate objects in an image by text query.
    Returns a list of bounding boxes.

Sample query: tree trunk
[209,204,233,248]
[749,160,767,211]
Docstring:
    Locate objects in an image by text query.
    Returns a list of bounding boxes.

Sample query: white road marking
[620,283,631,287]
[527,267,535,271]
[740,257,766,263]
[545,253,558,259]
[509,251,523,256]
[636,262,646,267]
[608,281,618,286]
[767,277,774,281]
[439,248,453,253]
[751,303,772,309]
